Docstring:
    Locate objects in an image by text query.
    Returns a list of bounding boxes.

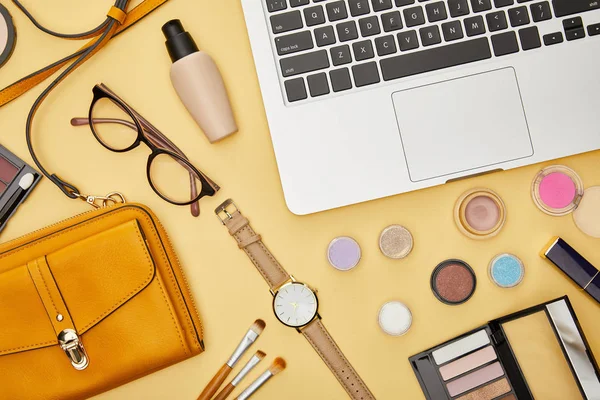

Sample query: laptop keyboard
[263,0,600,103]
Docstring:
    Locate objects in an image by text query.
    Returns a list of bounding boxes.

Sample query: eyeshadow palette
[410,296,600,400]
[0,144,40,233]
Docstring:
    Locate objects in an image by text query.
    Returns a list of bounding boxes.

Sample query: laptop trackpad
[392,68,533,182]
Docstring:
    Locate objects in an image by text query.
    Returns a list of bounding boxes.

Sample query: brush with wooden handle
[236,358,286,400]
[197,320,265,400]
[213,351,266,400]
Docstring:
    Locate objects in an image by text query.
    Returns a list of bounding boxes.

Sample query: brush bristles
[269,358,286,375]
[250,319,266,335]
[256,350,266,360]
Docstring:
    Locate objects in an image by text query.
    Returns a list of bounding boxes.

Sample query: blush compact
[531,165,600,238]
[0,144,41,233]
[0,3,16,68]
[410,296,600,400]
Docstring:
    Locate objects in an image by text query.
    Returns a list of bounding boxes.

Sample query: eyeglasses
[71,84,219,215]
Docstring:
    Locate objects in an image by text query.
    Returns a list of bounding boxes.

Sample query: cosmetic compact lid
[0,4,16,68]
[532,165,600,238]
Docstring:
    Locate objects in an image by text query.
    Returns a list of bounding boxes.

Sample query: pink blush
[539,172,576,209]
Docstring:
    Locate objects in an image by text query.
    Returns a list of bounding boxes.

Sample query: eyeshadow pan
[498,395,516,400]
[432,330,490,365]
[455,378,511,400]
[0,155,18,183]
[446,362,504,397]
[0,181,5,193]
[439,346,497,381]
[431,260,477,305]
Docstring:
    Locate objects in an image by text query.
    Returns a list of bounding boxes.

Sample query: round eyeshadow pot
[454,188,506,240]
[488,253,524,288]
[531,165,584,216]
[379,225,413,259]
[431,259,477,305]
[327,236,361,271]
[378,301,412,336]
[532,165,600,238]
[0,4,16,69]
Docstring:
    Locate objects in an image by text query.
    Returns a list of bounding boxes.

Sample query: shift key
[275,31,314,55]
[280,50,330,77]
[553,0,599,17]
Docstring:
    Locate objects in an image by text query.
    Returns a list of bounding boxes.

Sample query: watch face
[273,283,318,328]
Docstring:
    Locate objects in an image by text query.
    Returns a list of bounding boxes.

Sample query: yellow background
[1,1,599,399]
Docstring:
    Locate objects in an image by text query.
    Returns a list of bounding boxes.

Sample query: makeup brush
[236,358,286,400]
[0,173,36,229]
[197,320,266,400]
[213,351,266,400]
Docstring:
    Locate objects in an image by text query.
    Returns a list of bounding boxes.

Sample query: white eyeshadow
[432,330,490,365]
[378,301,412,336]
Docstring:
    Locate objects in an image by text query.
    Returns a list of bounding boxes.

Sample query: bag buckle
[58,329,90,370]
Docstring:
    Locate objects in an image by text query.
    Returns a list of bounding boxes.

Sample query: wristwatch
[216,200,375,400]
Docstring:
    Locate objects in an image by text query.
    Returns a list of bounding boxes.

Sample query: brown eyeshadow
[498,395,516,400]
[455,378,511,400]
[0,155,18,183]
[431,260,476,305]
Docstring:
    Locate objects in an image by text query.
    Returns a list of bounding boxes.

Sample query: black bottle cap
[162,19,199,63]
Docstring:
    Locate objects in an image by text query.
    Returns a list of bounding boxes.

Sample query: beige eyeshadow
[439,346,497,381]
[455,378,511,400]
[501,311,582,399]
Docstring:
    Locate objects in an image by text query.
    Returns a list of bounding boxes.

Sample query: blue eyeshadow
[489,254,524,288]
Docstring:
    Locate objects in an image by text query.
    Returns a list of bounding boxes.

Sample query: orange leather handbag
[0,203,204,399]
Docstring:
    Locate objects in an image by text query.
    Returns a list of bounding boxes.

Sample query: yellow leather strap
[107,6,127,25]
[27,257,76,335]
[0,0,169,108]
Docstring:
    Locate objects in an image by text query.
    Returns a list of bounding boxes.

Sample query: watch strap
[303,319,376,400]
[218,202,290,291]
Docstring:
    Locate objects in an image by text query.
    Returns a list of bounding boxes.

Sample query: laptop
[241,0,600,215]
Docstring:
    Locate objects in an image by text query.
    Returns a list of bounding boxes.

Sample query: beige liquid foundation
[162,20,237,143]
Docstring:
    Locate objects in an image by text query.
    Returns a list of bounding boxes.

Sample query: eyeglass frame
[79,83,219,207]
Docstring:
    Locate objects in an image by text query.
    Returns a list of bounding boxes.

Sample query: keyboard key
[352,62,381,87]
[275,31,314,55]
[565,28,585,41]
[530,1,551,22]
[349,0,371,16]
[326,1,348,21]
[464,16,486,36]
[508,6,530,27]
[396,0,416,6]
[397,30,420,50]
[331,45,353,65]
[382,11,403,31]
[330,68,353,92]
[337,21,359,41]
[353,40,375,60]
[284,78,307,102]
[290,0,309,6]
[494,0,514,7]
[543,31,563,45]
[448,0,470,17]
[307,73,330,96]
[519,26,541,50]
[380,37,491,80]
[271,11,303,34]
[589,23,600,36]
[562,17,583,30]
[552,0,599,18]
[267,0,287,12]
[315,26,336,46]
[491,31,519,56]
[280,49,329,77]
[304,5,326,26]
[486,11,508,31]
[420,25,442,46]
[426,2,448,22]
[372,0,393,11]
[470,0,492,12]
[442,20,464,41]
[359,16,381,36]
[404,6,426,27]
[375,35,398,55]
